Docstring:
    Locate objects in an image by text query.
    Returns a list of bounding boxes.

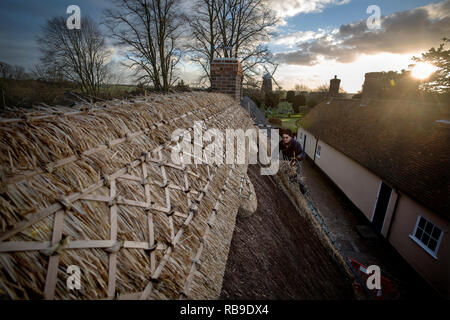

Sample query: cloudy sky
[1,0,449,92]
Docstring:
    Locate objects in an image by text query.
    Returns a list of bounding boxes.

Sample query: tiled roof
[300,98,450,220]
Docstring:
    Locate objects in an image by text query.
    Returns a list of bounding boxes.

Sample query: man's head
[281,128,294,145]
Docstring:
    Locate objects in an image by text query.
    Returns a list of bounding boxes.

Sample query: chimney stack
[328,75,341,98]
[210,58,243,102]
[361,72,384,104]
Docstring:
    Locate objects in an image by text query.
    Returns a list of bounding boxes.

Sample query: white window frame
[409,215,444,260]
[316,144,321,158]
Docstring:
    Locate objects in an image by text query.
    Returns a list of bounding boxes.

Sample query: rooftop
[300,98,450,220]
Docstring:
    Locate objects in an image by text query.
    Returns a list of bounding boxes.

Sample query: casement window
[316,144,321,158]
[410,215,444,259]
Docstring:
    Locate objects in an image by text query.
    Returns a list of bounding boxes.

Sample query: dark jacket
[280,138,303,160]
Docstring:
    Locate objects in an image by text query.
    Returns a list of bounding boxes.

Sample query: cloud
[271,0,351,18]
[275,0,450,66]
[425,0,450,19]
[272,29,329,47]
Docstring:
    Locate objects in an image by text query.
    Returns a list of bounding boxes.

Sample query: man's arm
[295,141,304,161]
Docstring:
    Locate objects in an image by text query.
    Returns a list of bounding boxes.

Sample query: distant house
[297,75,450,297]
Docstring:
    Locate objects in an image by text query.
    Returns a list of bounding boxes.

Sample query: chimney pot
[328,75,341,98]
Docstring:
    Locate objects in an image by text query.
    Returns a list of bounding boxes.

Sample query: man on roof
[280,128,304,163]
[279,128,306,194]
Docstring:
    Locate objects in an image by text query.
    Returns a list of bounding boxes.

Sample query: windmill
[261,64,281,93]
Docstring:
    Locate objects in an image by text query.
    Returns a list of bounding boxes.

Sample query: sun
[411,62,437,79]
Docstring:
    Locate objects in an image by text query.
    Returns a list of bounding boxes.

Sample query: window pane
[421,233,430,246]
[418,217,426,228]
[428,239,437,252]
[432,227,442,240]
[425,221,433,234]
[415,228,423,239]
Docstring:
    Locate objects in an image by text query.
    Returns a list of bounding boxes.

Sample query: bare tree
[32,64,65,82]
[37,16,110,97]
[11,65,27,80]
[294,83,310,93]
[0,62,31,80]
[104,0,182,92]
[186,0,278,85]
[0,62,13,79]
[315,83,329,93]
[184,0,221,85]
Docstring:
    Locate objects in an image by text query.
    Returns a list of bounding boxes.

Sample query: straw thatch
[0,92,255,300]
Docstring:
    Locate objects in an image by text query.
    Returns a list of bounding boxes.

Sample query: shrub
[268,117,282,127]
[276,90,287,100]
[276,102,293,115]
[286,90,295,103]
[244,88,265,108]
[307,98,320,108]
[265,92,279,108]
[292,94,306,112]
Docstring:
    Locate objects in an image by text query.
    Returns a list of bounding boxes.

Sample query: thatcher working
[280,129,306,194]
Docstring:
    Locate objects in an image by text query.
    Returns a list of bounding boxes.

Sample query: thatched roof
[0,92,254,299]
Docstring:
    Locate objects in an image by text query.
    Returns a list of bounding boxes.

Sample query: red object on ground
[347,257,393,300]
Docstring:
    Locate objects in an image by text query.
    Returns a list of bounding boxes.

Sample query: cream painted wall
[312,140,382,220]
[388,194,450,298]
[298,128,401,232]
[297,128,317,160]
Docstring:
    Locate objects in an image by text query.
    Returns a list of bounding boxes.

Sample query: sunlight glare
[411,62,437,79]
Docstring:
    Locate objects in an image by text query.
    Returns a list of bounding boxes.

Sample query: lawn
[280,116,301,132]
[262,101,310,133]
[265,110,305,133]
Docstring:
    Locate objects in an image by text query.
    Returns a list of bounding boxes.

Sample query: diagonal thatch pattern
[0,92,254,299]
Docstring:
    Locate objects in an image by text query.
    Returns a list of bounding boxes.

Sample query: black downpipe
[386,191,401,241]
[313,138,319,162]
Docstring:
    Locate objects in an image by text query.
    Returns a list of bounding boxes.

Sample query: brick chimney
[210,58,243,102]
[328,75,341,98]
[361,72,384,103]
